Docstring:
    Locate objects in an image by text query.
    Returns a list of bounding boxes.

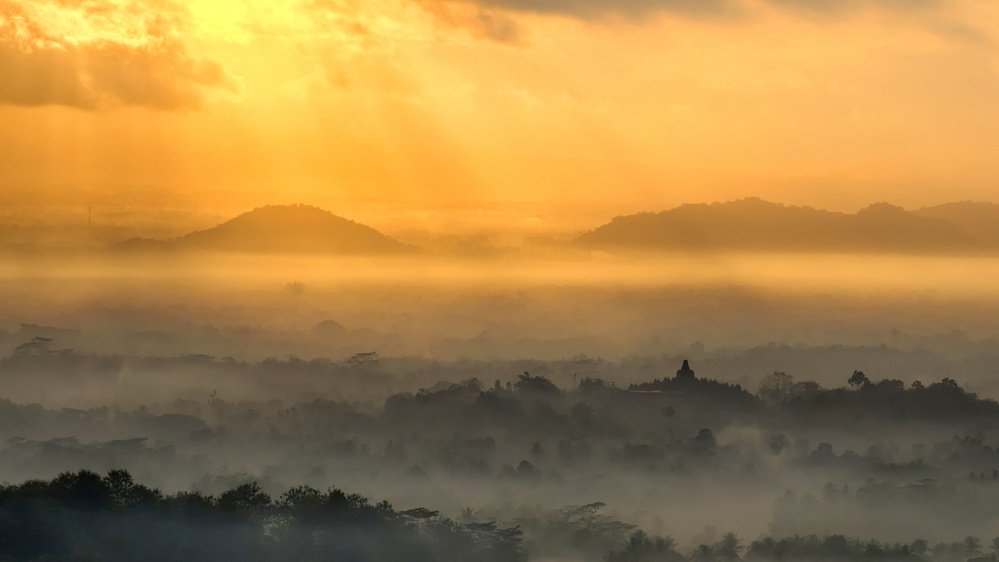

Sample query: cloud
[472,10,523,43]
[416,0,524,43]
[0,0,237,110]
[443,0,737,19]
[765,0,938,16]
[446,0,943,20]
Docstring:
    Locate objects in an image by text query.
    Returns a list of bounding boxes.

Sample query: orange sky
[2,0,999,230]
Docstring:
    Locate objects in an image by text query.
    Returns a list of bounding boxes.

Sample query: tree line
[0,469,524,561]
[608,531,999,562]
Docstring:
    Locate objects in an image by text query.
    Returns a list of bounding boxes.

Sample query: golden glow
[2,0,999,227]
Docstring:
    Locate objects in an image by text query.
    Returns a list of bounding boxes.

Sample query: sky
[2,0,999,230]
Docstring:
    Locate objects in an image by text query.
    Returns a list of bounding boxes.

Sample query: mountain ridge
[109,198,999,256]
[112,204,416,255]
[576,197,995,254]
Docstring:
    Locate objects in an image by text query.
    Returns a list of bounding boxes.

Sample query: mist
[7,0,999,553]
[1,197,999,561]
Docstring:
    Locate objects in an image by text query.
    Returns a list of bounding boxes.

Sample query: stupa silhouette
[676,359,696,381]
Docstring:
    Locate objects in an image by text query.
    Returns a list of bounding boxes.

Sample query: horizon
[5,195,999,242]
[0,196,999,253]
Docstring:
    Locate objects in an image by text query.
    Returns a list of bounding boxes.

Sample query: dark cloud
[475,10,523,43]
[0,0,237,110]
[764,0,938,17]
[449,0,737,19]
[414,0,525,44]
[448,0,940,20]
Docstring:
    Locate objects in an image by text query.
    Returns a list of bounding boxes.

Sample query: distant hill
[576,198,990,254]
[913,201,999,243]
[112,205,416,255]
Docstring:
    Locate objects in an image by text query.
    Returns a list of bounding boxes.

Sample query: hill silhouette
[914,201,999,243]
[576,198,989,254]
[113,205,415,255]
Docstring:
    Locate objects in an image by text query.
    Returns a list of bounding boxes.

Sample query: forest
[2,469,999,562]
[0,339,998,560]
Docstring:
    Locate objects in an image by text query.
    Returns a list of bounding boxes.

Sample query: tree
[874,379,905,392]
[571,402,595,426]
[104,468,161,507]
[692,544,715,561]
[606,530,683,562]
[0,469,527,562]
[217,482,271,518]
[284,281,306,296]
[693,429,717,449]
[344,351,381,373]
[515,372,559,393]
[940,377,960,390]
[579,377,609,393]
[530,442,544,459]
[758,372,795,405]
[848,370,870,389]
[12,336,52,356]
[716,532,743,560]
[50,469,114,510]
[663,406,676,434]
[964,536,982,556]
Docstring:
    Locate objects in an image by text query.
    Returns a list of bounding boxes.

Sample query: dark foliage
[746,534,924,562]
[0,469,524,562]
[784,376,999,423]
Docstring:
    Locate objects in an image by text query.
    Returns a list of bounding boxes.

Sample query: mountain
[112,205,416,255]
[576,198,987,254]
[913,201,999,243]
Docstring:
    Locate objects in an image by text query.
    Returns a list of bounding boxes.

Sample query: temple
[675,359,696,381]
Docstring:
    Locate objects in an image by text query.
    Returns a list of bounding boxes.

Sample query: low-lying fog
[2,251,999,560]
[5,252,999,361]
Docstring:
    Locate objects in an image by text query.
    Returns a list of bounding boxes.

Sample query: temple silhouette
[676,359,696,381]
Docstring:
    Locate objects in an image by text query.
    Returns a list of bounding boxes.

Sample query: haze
[4,1,999,561]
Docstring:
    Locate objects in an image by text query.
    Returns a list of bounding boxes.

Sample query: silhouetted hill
[914,201,999,243]
[111,237,175,252]
[576,198,985,253]
[112,205,416,255]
